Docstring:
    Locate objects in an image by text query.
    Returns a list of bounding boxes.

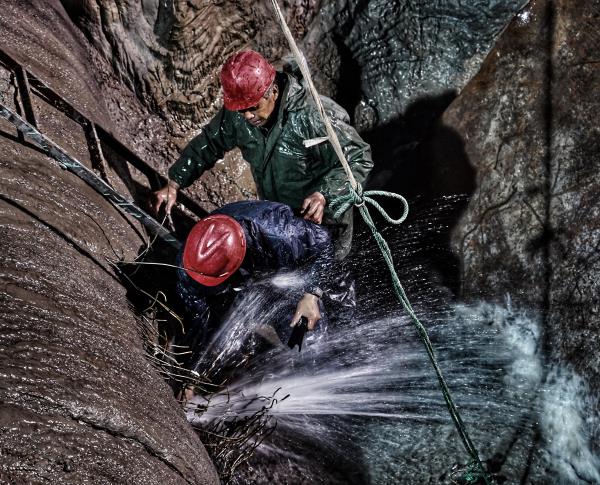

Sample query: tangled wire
[133,293,283,481]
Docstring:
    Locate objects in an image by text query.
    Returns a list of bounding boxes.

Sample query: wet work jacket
[176,200,335,365]
[168,71,374,258]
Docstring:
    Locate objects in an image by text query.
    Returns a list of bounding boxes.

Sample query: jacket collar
[261,72,305,165]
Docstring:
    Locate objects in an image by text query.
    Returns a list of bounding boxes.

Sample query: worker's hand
[290,293,321,330]
[152,180,179,215]
[301,192,326,224]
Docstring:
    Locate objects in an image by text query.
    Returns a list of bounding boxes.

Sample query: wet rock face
[0,1,218,483]
[303,0,527,130]
[0,147,219,483]
[446,0,600,384]
[59,0,317,130]
[0,177,217,484]
[298,0,528,293]
[59,0,525,129]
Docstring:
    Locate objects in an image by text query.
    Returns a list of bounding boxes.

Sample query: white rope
[269,0,359,191]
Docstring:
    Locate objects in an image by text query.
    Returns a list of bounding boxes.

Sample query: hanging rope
[269,1,490,482]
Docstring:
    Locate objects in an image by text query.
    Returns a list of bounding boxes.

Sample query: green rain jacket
[168,71,373,258]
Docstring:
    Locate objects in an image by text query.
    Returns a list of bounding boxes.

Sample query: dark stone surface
[303,0,527,129]
[0,143,218,485]
[445,0,600,386]
[0,1,219,483]
[298,0,527,293]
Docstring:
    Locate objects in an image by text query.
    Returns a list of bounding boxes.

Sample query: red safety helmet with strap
[183,214,246,286]
[220,50,276,111]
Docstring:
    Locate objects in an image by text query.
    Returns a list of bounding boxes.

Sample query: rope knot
[350,185,365,208]
[330,185,409,226]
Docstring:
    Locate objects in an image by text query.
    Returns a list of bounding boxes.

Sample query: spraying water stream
[178,201,600,484]
[183,287,599,483]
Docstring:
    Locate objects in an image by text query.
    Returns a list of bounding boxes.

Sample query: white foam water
[540,367,600,484]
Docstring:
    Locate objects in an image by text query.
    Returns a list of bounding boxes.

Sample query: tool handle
[287,316,308,352]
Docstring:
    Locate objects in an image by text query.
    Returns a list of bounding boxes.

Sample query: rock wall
[445,0,600,384]
[0,1,218,483]
[60,0,318,128]
[303,0,528,130]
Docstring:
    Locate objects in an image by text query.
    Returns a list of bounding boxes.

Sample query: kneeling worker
[175,199,334,372]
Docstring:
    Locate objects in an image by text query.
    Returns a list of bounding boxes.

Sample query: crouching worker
[173,199,335,381]
[153,49,373,260]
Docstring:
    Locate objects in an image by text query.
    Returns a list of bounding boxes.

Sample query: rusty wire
[190,389,289,481]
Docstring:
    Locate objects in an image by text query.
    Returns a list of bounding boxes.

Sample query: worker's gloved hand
[301,192,326,224]
[152,180,179,215]
[290,293,321,330]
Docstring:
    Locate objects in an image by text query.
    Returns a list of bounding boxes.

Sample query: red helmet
[220,50,276,111]
[183,214,246,286]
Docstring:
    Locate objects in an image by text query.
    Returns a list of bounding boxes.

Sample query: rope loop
[330,185,409,225]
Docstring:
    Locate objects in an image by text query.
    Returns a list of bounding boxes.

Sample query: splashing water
[540,368,600,484]
[185,283,600,484]
[183,200,599,483]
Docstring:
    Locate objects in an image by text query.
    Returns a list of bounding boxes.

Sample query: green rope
[331,186,491,485]
[331,188,409,225]
[268,0,490,480]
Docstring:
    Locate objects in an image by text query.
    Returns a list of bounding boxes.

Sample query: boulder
[445,0,600,385]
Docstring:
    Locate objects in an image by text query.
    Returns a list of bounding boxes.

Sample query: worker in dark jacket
[175,200,335,373]
[153,50,373,258]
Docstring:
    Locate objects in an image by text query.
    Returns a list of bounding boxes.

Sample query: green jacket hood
[279,71,306,113]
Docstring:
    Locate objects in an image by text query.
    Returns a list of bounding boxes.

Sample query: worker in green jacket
[153,50,373,258]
